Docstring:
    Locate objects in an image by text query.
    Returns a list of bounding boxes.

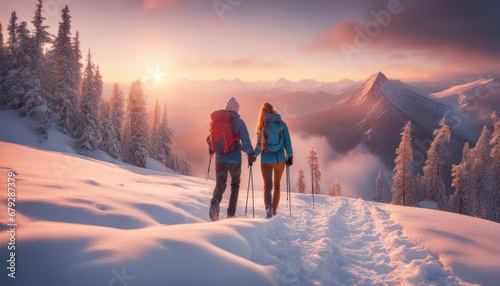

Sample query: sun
[147,65,168,84]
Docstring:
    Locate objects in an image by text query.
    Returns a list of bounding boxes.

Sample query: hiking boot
[226,214,235,219]
[273,210,277,216]
[266,203,273,219]
[209,198,220,221]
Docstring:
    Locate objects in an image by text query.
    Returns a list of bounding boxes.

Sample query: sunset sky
[1,0,499,83]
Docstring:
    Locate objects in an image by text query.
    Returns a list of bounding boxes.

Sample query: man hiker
[207,97,254,221]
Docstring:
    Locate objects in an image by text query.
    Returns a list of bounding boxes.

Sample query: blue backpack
[263,114,284,152]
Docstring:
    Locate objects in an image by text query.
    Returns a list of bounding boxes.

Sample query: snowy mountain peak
[348,72,390,105]
[344,71,448,130]
[370,71,389,84]
[274,77,294,88]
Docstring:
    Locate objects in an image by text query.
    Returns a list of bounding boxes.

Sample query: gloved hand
[209,149,214,157]
[286,157,293,166]
[248,153,256,166]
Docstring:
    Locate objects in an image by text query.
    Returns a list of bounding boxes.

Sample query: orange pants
[261,162,286,212]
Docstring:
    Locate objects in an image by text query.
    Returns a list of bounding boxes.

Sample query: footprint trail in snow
[252,196,471,286]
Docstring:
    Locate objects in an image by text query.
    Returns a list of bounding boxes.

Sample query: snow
[432,79,495,99]
[389,205,500,286]
[1,110,500,285]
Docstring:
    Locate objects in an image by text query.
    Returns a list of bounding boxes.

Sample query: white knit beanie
[224,97,240,113]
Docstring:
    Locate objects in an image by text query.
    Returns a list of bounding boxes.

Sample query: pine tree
[306,147,321,195]
[423,118,451,209]
[51,5,79,135]
[391,121,414,206]
[470,126,491,219]
[488,114,500,222]
[296,169,306,194]
[449,143,473,215]
[175,151,192,176]
[76,51,101,155]
[157,102,174,168]
[149,99,161,161]
[7,11,18,48]
[72,31,82,94]
[3,12,24,108]
[372,171,384,202]
[93,66,103,143]
[123,80,149,168]
[99,98,121,159]
[18,21,52,135]
[109,82,125,156]
[325,184,333,196]
[332,180,342,196]
[413,173,426,203]
[32,0,50,48]
[0,22,4,101]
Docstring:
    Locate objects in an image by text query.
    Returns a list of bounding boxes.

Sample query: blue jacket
[255,114,293,163]
[207,112,253,163]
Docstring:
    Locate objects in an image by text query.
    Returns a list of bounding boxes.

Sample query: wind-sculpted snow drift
[1,141,499,286]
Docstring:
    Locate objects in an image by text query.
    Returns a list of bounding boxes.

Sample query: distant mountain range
[290,72,471,181]
[170,71,499,183]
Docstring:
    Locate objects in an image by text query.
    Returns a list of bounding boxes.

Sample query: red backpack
[209,110,240,153]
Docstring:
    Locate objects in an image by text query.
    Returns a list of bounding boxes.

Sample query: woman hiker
[254,102,293,219]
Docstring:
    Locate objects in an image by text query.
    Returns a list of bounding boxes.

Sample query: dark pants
[261,162,286,212]
[213,162,242,216]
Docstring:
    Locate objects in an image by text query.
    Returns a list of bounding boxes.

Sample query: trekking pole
[287,164,292,217]
[206,155,212,180]
[250,165,255,218]
[245,166,251,217]
[286,164,290,202]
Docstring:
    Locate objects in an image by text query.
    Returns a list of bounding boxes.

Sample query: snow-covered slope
[431,77,500,119]
[1,141,500,285]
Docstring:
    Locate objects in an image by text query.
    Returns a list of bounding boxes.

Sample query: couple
[207,97,293,221]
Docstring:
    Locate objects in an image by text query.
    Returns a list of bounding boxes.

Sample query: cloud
[142,0,201,10]
[303,0,500,63]
[301,20,358,52]
[181,56,287,70]
[287,132,391,201]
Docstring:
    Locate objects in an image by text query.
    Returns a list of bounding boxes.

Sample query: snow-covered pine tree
[149,99,161,161]
[76,51,101,155]
[488,114,500,222]
[99,98,120,159]
[470,126,492,219]
[109,83,125,155]
[391,121,414,206]
[123,80,149,168]
[175,151,192,176]
[306,146,321,195]
[17,21,52,135]
[413,173,426,203]
[0,22,4,101]
[72,31,82,96]
[51,5,79,135]
[325,184,333,196]
[296,169,306,193]
[423,118,451,209]
[7,11,18,48]
[3,12,24,109]
[93,66,103,143]
[332,180,342,196]
[32,0,50,48]
[372,171,384,202]
[157,102,174,168]
[449,143,473,215]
